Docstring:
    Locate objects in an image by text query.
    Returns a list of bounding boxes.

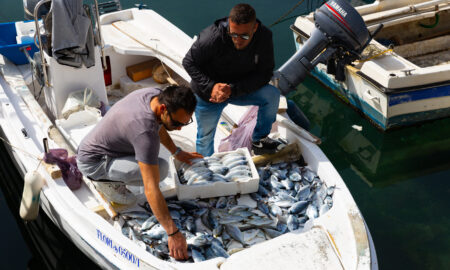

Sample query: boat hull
[291,0,450,130]
[309,62,450,130]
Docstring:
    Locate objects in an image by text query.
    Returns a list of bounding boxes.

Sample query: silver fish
[287,215,299,231]
[288,200,309,215]
[225,224,245,246]
[210,238,229,258]
[191,247,206,262]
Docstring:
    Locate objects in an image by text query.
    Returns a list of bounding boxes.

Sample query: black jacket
[182,17,275,102]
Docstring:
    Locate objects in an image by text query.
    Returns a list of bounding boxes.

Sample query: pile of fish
[120,160,335,263]
[178,152,253,185]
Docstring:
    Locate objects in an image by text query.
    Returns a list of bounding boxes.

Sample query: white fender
[20,171,45,221]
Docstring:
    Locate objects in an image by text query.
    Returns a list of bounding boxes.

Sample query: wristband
[168,228,179,237]
[172,146,182,157]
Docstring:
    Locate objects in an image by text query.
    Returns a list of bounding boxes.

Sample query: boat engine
[273,0,382,95]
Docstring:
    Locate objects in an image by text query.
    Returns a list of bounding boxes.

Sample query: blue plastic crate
[0,21,39,65]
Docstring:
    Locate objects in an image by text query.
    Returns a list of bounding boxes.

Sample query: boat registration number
[97,229,140,267]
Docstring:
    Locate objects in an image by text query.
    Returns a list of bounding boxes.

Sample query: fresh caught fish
[119,159,334,263]
[224,224,246,246]
[288,200,309,215]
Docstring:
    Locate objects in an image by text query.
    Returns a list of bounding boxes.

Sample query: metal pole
[33,0,51,87]
[94,0,107,70]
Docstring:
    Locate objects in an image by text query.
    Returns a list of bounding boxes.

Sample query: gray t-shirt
[77,88,161,165]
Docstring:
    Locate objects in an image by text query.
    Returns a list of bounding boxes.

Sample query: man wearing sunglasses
[183,3,283,156]
[77,85,202,260]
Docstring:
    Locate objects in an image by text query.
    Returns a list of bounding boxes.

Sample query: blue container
[0,21,39,65]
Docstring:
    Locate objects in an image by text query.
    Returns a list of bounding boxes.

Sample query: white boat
[0,1,377,269]
[291,0,450,130]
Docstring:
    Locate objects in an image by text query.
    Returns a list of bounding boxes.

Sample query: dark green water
[1,1,449,269]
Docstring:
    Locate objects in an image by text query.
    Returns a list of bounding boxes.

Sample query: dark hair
[158,85,197,114]
[229,3,256,24]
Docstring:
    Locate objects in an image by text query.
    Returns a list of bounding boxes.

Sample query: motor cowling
[273,0,371,95]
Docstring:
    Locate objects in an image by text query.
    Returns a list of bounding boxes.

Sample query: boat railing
[92,0,122,16]
[93,0,108,70]
[33,0,51,87]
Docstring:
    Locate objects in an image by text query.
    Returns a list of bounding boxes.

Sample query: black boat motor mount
[273,0,383,96]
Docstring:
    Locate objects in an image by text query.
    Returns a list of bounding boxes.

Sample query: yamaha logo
[329,1,348,17]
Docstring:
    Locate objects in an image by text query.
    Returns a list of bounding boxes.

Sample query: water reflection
[0,140,99,270]
[290,76,450,187]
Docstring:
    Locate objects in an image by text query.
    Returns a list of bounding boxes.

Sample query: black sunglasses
[168,112,193,127]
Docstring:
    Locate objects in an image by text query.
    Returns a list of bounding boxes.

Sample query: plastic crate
[171,147,260,200]
[0,21,39,65]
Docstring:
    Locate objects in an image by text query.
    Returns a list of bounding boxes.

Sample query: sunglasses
[228,32,250,40]
[168,112,193,127]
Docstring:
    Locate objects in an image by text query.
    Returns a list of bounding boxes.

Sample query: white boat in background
[291,0,450,130]
[0,1,376,269]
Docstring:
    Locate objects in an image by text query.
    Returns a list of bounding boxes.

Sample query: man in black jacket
[183,3,283,156]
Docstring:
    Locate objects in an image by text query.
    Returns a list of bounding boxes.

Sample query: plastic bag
[61,88,100,119]
[218,106,258,153]
[43,149,82,190]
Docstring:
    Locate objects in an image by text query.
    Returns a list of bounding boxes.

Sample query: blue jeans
[195,84,280,156]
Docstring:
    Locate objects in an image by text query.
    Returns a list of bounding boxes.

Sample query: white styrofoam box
[171,148,259,200]
[55,108,102,150]
[15,21,38,37]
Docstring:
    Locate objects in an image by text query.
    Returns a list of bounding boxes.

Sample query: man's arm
[159,126,203,164]
[159,125,177,154]
[138,161,188,260]
[182,29,217,99]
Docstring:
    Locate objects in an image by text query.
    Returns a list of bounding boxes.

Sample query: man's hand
[210,83,231,103]
[168,231,188,260]
[175,150,203,165]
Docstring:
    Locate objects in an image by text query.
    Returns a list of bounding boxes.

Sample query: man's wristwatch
[172,147,182,157]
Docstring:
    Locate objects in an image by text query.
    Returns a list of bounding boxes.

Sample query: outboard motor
[273,0,382,95]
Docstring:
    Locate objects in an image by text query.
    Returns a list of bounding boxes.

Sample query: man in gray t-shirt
[77,85,201,261]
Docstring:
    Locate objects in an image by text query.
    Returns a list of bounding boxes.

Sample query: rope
[269,0,307,27]
[0,136,42,161]
[153,41,176,85]
[355,48,393,63]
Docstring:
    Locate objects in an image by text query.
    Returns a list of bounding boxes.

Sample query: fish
[210,238,229,258]
[263,228,283,239]
[216,197,228,209]
[224,224,246,246]
[288,200,309,215]
[287,215,299,231]
[187,232,212,247]
[118,159,334,263]
[141,215,158,231]
[306,204,318,220]
[191,247,206,262]
[142,224,166,240]
[295,185,311,201]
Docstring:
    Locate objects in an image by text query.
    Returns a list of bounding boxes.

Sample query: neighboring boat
[0,1,377,269]
[291,0,450,130]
